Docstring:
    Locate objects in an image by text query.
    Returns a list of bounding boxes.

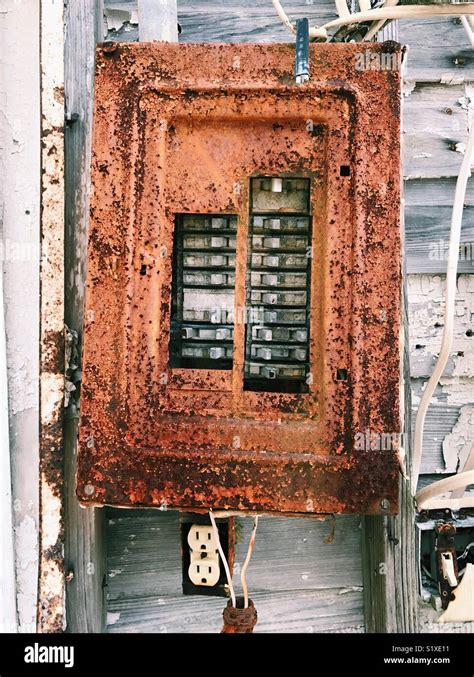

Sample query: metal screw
[102,42,118,55]
[84,484,95,497]
[380,498,390,511]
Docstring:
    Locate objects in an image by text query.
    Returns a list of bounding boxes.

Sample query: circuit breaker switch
[441,552,458,588]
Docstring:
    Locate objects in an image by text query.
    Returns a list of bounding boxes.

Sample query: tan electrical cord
[271,0,474,43]
[209,510,236,607]
[241,516,259,609]
[209,511,260,608]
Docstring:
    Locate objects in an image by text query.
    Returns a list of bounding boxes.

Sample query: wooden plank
[138,0,178,41]
[233,515,363,591]
[405,206,474,274]
[64,0,107,633]
[401,18,474,84]
[404,178,474,207]
[107,588,364,633]
[403,84,469,180]
[106,512,182,600]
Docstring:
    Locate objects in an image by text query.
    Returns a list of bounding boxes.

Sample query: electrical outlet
[187,525,220,587]
[188,551,220,587]
[181,516,234,597]
[187,524,218,553]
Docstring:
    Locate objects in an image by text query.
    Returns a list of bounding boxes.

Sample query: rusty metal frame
[78,42,402,516]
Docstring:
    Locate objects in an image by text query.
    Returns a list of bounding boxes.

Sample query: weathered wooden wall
[63,0,473,633]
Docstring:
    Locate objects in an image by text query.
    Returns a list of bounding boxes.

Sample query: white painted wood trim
[138,0,178,41]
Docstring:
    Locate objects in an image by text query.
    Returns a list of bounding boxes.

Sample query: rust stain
[78,42,402,516]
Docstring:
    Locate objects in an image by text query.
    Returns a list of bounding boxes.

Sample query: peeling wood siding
[38,0,65,633]
[0,0,40,633]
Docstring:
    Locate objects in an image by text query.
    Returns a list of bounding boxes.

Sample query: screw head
[380,498,390,511]
[84,484,95,497]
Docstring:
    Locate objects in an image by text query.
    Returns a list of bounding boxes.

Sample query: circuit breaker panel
[78,42,403,515]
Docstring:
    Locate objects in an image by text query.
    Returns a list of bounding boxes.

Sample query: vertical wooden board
[403,84,469,180]
[64,0,106,633]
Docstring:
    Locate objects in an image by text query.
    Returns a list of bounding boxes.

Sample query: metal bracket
[295,18,310,84]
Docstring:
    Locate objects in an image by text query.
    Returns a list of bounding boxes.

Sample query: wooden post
[63,0,107,633]
[138,0,178,42]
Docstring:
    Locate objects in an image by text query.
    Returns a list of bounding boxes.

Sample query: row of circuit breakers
[170,177,311,392]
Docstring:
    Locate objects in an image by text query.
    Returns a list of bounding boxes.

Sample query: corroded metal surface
[78,42,402,516]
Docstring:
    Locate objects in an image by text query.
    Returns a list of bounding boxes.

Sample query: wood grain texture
[107,588,364,633]
[64,0,107,633]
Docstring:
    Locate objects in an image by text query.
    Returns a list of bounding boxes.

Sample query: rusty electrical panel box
[78,42,403,516]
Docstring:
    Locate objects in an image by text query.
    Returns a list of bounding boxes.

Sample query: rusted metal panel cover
[78,42,402,516]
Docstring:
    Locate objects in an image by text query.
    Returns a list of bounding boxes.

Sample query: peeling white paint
[107,611,121,626]
[440,74,465,86]
[105,7,138,33]
[442,406,474,472]
[14,516,38,630]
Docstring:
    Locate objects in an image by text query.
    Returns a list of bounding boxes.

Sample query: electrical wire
[241,516,259,609]
[271,1,474,43]
[415,470,474,511]
[412,124,474,496]
[209,510,236,607]
[271,0,296,34]
[458,542,474,561]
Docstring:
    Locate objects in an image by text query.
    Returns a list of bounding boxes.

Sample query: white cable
[209,511,236,607]
[412,125,474,496]
[241,516,259,609]
[415,470,474,511]
[363,0,400,41]
[271,1,474,42]
[271,0,296,34]
[461,15,474,47]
